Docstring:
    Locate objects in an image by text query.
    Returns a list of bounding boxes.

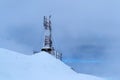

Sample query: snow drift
[0,48,105,80]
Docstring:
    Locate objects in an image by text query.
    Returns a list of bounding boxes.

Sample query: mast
[41,16,54,54]
[41,16,62,60]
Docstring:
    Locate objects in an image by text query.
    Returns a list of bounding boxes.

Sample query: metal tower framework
[41,16,54,54]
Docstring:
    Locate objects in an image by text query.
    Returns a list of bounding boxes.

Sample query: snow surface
[0,48,105,80]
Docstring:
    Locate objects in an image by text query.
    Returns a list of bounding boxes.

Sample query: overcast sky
[0,0,120,79]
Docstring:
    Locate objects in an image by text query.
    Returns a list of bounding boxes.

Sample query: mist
[0,0,120,79]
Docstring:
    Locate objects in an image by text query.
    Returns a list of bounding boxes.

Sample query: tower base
[41,47,54,54]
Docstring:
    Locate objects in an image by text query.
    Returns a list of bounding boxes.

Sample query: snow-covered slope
[0,48,105,80]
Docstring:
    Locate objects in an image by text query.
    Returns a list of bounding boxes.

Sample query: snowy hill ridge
[0,48,105,80]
